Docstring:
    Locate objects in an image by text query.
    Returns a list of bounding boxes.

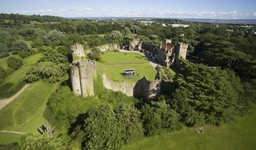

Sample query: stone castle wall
[70,43,96,97]
[102,74,135,96]
[70,65,82,95]
[129,39,142,51]
[176,43,188,59]
[102,74,173,101]
[98,43,119,52]
[70,60,96,97]
[70,42,176,99]
[133,77,162,101]
[71,43,85,61]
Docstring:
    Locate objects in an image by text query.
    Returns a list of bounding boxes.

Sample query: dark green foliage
[243,80,256,103]
[11,39,30,53]
[19,133,67,150]
[26,62,67,83]
[31,38,45,48]
[7,56,23,70]
[110,30,123,42]
[56,46,70,57]
[61,33,84,48]
[0,66,6,81]
[0,29,11,43]
[87,47,103,61]
[141,103,162,136]
[18,51,30,59]
[45,76,138,132]
[0,81,26,98]
[40,49,68,64]
[115,104,144,144]
[45,30,64,46]
[72,105,122,150]
[169,64,246,126]
[4,35,25,50]
[25,49,68,83]
[0,42,9,58]
[141,100,181,136]
[0,143,18,150]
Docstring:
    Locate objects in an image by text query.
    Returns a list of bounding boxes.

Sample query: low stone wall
[102,74,174,101]
[102,74,135,96]
[98,43,119,52]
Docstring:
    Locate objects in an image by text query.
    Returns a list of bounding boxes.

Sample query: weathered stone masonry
[70,44,96,97]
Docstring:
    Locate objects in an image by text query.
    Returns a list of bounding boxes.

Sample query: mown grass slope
[97,51,156,82]
[122,105,256,150]
[0,80,59,144]
[0,53,42,98]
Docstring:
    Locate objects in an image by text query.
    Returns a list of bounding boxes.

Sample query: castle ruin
[142,39,188,67]
[129,39,143,51]
[69,39,187,100]
[70,44,96,97]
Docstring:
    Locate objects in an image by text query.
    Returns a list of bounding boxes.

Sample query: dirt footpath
[0,84,30,111]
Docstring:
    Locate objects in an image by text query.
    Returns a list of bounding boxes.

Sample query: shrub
[19,51,30,59]
[7,57,23,70]
[0,81,26,98]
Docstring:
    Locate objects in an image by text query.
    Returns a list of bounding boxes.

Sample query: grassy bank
[0,80,58,144]
[122,105,256,150]
[0,53,42,99]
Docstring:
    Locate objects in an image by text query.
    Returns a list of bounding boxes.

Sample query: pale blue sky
[0,0,256,18]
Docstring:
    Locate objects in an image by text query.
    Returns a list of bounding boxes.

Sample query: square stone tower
[70,44,96,97]
[71,43,85,62]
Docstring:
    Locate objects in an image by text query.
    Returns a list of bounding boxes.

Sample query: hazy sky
[0,0,256,18]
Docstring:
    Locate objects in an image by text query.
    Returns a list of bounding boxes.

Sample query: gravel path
[0,84,30,111]
[0,130,25,135]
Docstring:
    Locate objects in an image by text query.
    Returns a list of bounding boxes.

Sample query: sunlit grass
[0,80,59,144]
[96,51,156,82]
[122,105,256,150]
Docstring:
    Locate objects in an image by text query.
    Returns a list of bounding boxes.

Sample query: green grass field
[122,105,256,150]
[0,80,59,144]
[0,53,43,98]
[97,51,156,82]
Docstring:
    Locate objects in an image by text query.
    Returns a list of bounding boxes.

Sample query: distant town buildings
[171,24,189,28]
[140,21,155,25]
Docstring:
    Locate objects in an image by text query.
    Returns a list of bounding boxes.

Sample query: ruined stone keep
[143,39,188,67]
[70,44,96,97]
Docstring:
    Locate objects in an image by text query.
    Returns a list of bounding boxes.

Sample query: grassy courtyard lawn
[0,80,59,144]
[97,51,156,82]
[122,105,256,150]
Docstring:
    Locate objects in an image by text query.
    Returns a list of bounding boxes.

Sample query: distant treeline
[0,13,64,24]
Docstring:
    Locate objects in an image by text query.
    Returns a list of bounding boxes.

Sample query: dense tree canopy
[11,39,30,53]
[0,42,9,58]
[44,30,64,46]
[7,56,23,70]
[72,105,122,150]
[19,133,67,150]
[25,49,68,83]
[169,64,246,126]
